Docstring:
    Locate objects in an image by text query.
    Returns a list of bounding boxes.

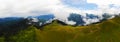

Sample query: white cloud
[0,0,119,17]
[0,0,63,17]
[87,0,120,5]
[87,0,120,14]
[66,21,76,25]
[0,0,120,25]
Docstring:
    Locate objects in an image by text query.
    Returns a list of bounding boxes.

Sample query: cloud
[87,0,120,5]
[0,0,83,18]
[87,0,120,14]
[0,0,119,17]
[0,0,120,25]
[61,0,98,10]
[0,0,62,17]
[58,0,120,25]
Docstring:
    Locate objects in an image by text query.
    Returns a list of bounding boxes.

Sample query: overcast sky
[0,0,120,18]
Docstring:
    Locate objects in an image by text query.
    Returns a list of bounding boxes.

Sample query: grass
[0,17,119,42]
[36,17,120,42]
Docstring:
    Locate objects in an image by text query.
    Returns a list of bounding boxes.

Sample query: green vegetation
[0,26,36,42]
[0,17,120,42]
[8,26,36,42]
[36,17,120,42]
[0,37,5,42]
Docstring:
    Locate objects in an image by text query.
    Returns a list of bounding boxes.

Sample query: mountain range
[0,13,119,42]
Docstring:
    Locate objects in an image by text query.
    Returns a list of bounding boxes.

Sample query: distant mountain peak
[26,14,55,26]
[0,13,119,28]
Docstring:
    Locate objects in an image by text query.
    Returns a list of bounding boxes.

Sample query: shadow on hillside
[34,20,68,30]
[0,19,30,41]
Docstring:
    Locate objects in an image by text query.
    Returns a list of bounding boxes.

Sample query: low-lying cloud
[0,0,120,25]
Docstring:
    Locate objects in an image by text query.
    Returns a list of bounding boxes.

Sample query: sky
[62,0,98,10]
[0,0,120,18]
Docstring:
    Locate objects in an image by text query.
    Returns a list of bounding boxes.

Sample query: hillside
[36,16,120,42]
[0,16,119,42]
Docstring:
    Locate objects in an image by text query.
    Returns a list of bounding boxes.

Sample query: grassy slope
[36,17,120,42]
[0,17,119,42]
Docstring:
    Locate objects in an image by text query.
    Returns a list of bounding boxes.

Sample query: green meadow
[0,17,120,42]
[35,17,120,42]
